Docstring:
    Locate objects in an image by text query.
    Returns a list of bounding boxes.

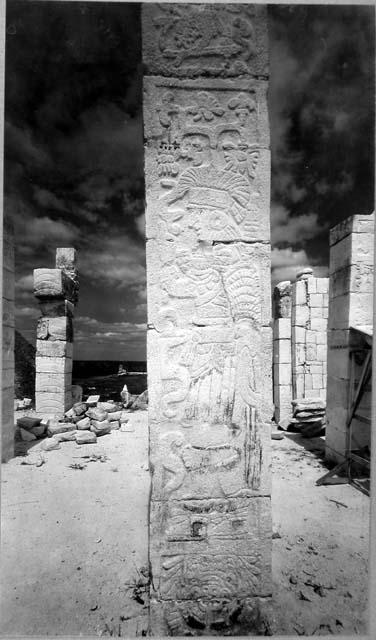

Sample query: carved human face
[181,134,211,167]
[218,131,242,171]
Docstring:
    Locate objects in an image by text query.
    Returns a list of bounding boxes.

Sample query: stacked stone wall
[273,281,292,423]
[143,4,272,635]
[2,211,15,461]
[326,213,374,463]
[291,272,329,401]
[34,248,78,417]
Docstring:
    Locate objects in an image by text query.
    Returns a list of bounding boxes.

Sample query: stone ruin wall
[273,272,329,423]
[326,213,374,463]
[2,209,15,462]
[143,4,273,635]
[291,272,329,402]
[33,248,78,417]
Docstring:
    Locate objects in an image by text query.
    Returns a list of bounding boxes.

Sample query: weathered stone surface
[36,339,73,358]
[38,299,74,319]
[149,596,272,636]
[90,420,111,436]
[329,212,374,246]
[19,427,37,442]
[17,416,41,430]
[33,268,77,302]
[144,6,271,629]
[71,385,83,404]
[35,373,72,394]
[41,437,61,451]
[35,355,73,374]
[131,390,149,410]
[36,390,72,416]
[292,399,325,412]
[47,422,76,437]
[86,395,100,406]
[36,316,73,342]
[55,247,77,271]
[56,430,78,442]
[29,425,47,438]
[76,430,97,445]
[109,420,120,430]
[73,402,87,416]
[97,401,117,412]
[107,410,122,421]
[142,4,268,79]
[86,407,108,422]
[273,282,292,319]
[76,417,91,430]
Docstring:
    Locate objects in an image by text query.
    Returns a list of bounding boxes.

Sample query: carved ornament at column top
[142,4,268,79]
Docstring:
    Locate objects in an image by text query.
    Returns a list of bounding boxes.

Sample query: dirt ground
[0,411,369,637]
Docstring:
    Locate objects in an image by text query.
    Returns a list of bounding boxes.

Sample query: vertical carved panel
[143,4,272,635]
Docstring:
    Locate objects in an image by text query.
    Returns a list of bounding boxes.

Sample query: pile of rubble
[16,386,148,451]
[279,398,326,438]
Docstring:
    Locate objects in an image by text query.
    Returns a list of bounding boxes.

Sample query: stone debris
[73,402,87,416]
[41,437,61,451]
[76,417,91,430]
[47,421,76,437]
[19,427,37,442]
[86,395,100,406]
[17,416,42,430]
[76,430,97,445]
[278,398,326,437]
[14,398,33,410]
[120,384,129,407]
[90,420,111,436]
[86,407,108,422]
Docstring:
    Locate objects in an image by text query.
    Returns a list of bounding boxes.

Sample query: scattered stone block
[86,407,108,422]
[98,401,117,413]
[19,427,37,441]
[76,416,91,430]
[86,395,100,406]
[41,437,61,451]
[76,430,97,445]
[107,410,122,421]
[120,384,129,406]
[29,425,47,438]
[109,420,120,431]
[17,416,41,430]
[131,390,148,410]
[90,420,111,436]
[64,407,76,419]
[55,431,78,442]
[73,402,87,416]
[47,422,76,437]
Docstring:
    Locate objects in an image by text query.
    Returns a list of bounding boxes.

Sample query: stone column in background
[326,213,374,463]
[33,248,78,417]
[143,4,272,635]
[273,281,292,423]
[291,269,329,401]
[2,208,15,462]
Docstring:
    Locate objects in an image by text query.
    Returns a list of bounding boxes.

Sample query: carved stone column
[2,208,15,461]
[34,248,78,417]
[273,281,292,423]
[143,4,272,635]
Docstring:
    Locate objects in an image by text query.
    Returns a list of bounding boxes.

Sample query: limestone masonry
[143,4,272,635]
[33,248,78,417]
[326,213,374,464]
[2,207,15,462]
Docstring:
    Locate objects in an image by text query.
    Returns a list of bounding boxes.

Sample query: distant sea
[72,360,147,401]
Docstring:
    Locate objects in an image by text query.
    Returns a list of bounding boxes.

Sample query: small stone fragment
[107,410,122,421]
[56,431,78,442]
[131,390,148,410]
[120,384,129,406]
[109,420,120,431]
[97,401,117,412]
[86,395,100,407]
[76,430,97,444]
[29,425,47,438]
[64,408,76,419]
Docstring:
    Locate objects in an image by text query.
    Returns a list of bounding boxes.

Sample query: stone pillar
[33,248,78,417]
[273,281,292,423]
[143,4,272,635]
[2,210,15,461]
[326,213,374,463]
[291,269,329,401]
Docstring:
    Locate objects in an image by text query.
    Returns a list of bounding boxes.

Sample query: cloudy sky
[4,2,374,361]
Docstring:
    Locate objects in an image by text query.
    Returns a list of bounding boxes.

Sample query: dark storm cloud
[5,3,375,357]
[269,4,374,283]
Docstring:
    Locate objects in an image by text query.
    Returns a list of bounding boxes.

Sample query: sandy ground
[0,412,369,637]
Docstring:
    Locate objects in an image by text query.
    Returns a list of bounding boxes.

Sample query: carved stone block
[35,389,72,416]
[142,4,268,79]
[38,299,75,319]
[36,316,73,342]
[149,596,273,636]
[144,77,270,243]
[35,372,72,393]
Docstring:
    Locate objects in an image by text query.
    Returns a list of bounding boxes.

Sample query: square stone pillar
[273,281,292,423]
[291,269,329,401]
[33,248,78,417]
[143,4,272,635]
[2,210,15,461]
[326,213,374,463]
